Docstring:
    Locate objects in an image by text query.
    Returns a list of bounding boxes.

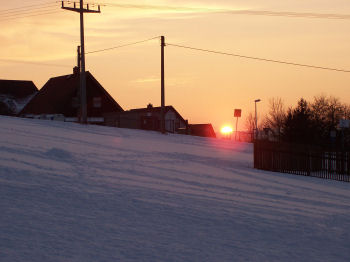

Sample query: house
[104,103,188,133]
[0,79,38,115]
[20,68,123,123]
[188,124,216,138]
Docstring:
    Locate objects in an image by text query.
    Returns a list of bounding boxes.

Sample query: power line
[3,1,350,20]
[86,36,160,54]
[0,2,59,22]
[0,11,61,22]
[61,0,102,125]
[60,0,105,8]
[209,10,350,20]
[0,8,58,19]
[0,4,57,16]
[221,10,350,20]
[101,2,200,11]
[3,1,350,21]
[0,58,71,68]
[100,2,350,20]
[0,1,56,13]
[167,43,350,73]
[84,37,350,73]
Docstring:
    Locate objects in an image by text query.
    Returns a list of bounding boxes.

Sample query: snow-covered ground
[0,94,35,115]
[1,116,350,262]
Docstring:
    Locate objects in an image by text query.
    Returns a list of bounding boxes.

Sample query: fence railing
[254,140,350,182]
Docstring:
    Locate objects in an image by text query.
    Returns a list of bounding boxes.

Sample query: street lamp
[254,99,261,140]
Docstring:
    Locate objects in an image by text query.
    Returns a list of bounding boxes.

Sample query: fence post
[307,148,311,176]
[253,140,349,182]
[254,141,258,169]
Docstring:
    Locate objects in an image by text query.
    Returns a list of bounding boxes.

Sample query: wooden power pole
[77,46,81,70]
[161,36,165,134]
[62,0,100,124]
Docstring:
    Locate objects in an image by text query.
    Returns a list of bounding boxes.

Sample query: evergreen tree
[283,98,316,144]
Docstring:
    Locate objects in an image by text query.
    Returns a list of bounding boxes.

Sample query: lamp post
[254,99,261,140]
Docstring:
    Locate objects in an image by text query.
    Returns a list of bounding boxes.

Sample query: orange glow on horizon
[221,125,233,135]
[2,1,350,133]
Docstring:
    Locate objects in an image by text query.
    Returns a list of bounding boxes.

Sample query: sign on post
[234,109,242,141]
[234,109,242,118]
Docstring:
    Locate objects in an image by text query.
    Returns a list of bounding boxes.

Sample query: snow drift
[1,116,350,261]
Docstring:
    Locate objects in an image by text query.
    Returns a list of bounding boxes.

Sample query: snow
[0,94,35,115]
[1,116,350,261]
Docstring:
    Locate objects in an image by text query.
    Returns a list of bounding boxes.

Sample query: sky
[1,0,350,132]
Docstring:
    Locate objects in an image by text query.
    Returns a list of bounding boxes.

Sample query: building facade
[20,69,123,123]
[104,104,188,133]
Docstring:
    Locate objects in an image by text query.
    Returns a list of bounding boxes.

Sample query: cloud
[131,77,160,84]
[130,75,198,88]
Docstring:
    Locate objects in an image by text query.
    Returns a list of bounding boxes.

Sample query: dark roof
[129,105,186,122]
[0,80,37,99]
[20,71,123,116]
[189,124,216,138]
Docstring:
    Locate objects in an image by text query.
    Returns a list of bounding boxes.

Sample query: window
[93,97,102,108]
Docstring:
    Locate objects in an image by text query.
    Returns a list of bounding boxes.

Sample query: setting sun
[221,126,233,135]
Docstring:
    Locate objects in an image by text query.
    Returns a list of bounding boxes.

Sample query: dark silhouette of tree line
[253,95,350,147]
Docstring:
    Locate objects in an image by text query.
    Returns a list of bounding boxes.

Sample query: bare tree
[263,97,286,140]
[311,95,344,129]
[244,111,255,134]
[343,104,350,119]
[311,94,329,122]
[328,96,343,127]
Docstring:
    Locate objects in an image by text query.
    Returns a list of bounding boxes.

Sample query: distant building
[235,131,253,142]
[20,69,123,123]
[188,124,216,138]
[0,79,38,115]
[104,104,188,133]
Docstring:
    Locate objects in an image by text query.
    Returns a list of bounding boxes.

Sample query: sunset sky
[2,0,350,132]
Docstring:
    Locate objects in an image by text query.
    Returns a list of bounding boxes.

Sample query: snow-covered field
[1,116,350,261]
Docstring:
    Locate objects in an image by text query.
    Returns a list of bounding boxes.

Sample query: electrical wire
[0,11,61,22]
[167,43,350,73]
[101,3,199,11]
[2,1,349,73]
[3,1,350,20]
[59,1,106,8]
[100,2,350,20]
[0,1,56,13]
[0,1,59,21]
[0,4,57,16]
[86,36,160,54]
[220,10,350,20]
[0,59,71,68]
[0,8,58,19]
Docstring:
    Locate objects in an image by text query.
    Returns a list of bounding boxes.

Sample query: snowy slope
[0,94,35,115]
[1,116,350,262]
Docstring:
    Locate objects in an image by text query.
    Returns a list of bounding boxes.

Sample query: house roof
[189,124,216,138]
[20,71,123,116]
[0,80,38,99]
[129,105,186,123]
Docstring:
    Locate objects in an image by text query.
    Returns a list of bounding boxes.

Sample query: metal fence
[254,140,350,182]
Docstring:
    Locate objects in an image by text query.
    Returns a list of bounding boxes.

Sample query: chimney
[73,66,80,75]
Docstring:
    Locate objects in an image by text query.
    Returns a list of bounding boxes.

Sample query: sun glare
[221,126,233,135]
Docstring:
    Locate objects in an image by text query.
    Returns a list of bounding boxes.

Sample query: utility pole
[161,36,165,134]
[62,1,101,124]
[76,46,81,120]
[235,116,239,141]
[254,99,261,140]
[77,46,81,70]
[234,109,242,141]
